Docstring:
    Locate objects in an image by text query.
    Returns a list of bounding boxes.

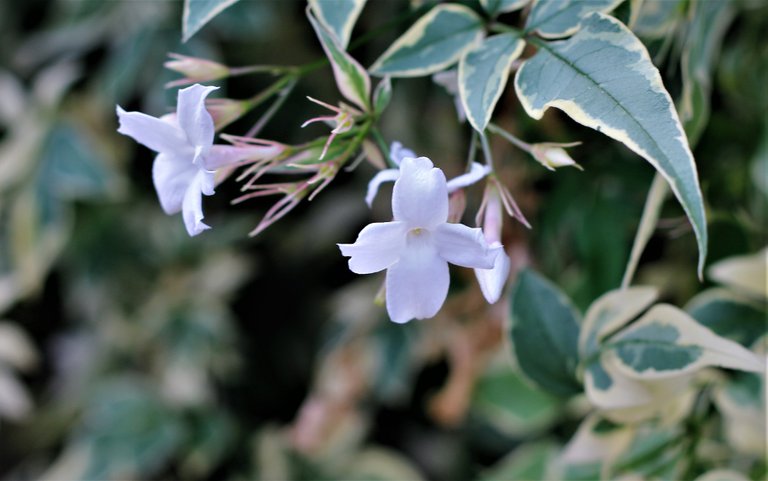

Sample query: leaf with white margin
[509,269,582,397]
[561,414,634,477]
[525,0,624,38]
[515,13,708,276]
[182,0,240,43]
[370,4,484,78]
[584,352,697,424]
[579,286,658,358]
[309,0,367,49]
[479,0,529,16]
[707,248,767,300]
[608,304,762,380]
[694,470,752,481]
[686,288,766,347]
[459,33,525,133]
[308,10,371,111]
[713,371,765,457]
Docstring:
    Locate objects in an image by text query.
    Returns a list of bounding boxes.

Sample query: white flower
[365,142,489,207]
[339,157,496,323]
[117,84,267,236]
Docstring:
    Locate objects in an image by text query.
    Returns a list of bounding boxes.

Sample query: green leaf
[471,368,561,437]
[607,304,762,378]
[525,0,624,38]
[479,0,529,16]
[370,4,484,78]
[308,0,367,49]
[479,441,558,481]
[459,33,525,132]
[182,0,240,43]
[515,13,708,276]
[686,289,766,347]
[679,0,736,145]
[707,248,767,300]
[373,77,392,115]
[308,9,371,111]
[509,269,582,397]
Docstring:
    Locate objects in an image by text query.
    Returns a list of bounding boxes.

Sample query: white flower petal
[446,162,490,192]
[338,221,407,274]
[176,84,217,155]
[116,106,188,154]
[392,157,448,229]
[182,171,214,236]
[386,234,449,323]
[365,168,400,207]
[475,244,510,303]
[152,153,198,214]
[433,222,494,269]
[389,141,417,166]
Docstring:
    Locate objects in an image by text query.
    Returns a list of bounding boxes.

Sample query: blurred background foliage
[0,1,765,480]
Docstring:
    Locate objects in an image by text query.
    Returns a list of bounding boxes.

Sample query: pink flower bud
[205,98,248,130]
[164,53,230,88]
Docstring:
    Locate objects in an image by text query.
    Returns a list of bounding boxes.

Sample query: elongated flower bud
[530,142,583,171]
[165,53,230,88]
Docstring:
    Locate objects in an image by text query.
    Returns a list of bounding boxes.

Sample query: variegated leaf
[608,304,762,379]
[370,4,484,78]
[308,10,371,111]
[182,0,240,43]
[515,13,708,276]
[707,248,768,300]
[579,286,658,358]
[459,33,525,132]
[308,0,367,49]
[479,0,529,16]
[686,288,766,347]
[525,0,624,38]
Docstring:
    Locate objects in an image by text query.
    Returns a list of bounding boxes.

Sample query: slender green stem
[245,77,298,137]
[479,130,495,171]
[488,122,532,151]
[370,126,393,167]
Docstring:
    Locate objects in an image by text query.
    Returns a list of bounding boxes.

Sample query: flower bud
[164,53,230,87]
[530,142,582,171]
[205,98,248,130]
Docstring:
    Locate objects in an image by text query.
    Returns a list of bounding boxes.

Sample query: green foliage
[183,0,241,42]
[370,4,484,77]
[508,269,582,397]
[516,13,708,276]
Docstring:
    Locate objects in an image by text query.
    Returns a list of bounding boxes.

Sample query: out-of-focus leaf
[308,10,371,110]
[180,411,237,478]
[508,269,582,397]
[611,425,684,480]
[308,0,367,49]
[524,0,624,38]
[182,0,240,42]
[631,0,683,38]
[479,0,529,16]
[471,368,561,436]
[707,248,768,300]
[479,441,558,481]
[686,289,766,347]
[679,0,736,145]
[694,470,753,481]
[0,369,33,420]
[561,415,635,478]
[76,378,185,479]
[516,13,708,277]
[370,4,483,77]
[579,286,658,358]
[607,304,762,378]
[458,32,525,133]
[713,370,765,457]
[340,447,425,480]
